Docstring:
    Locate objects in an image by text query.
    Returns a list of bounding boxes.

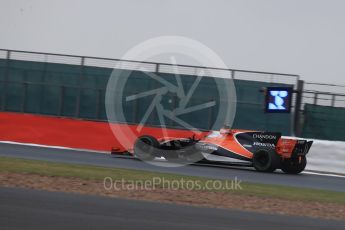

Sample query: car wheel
[164,152,180,162]
[134,135,159,161]
[253,148,280,172]
[281,157,307,174]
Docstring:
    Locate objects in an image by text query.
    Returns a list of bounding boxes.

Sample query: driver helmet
[220,125,231,134]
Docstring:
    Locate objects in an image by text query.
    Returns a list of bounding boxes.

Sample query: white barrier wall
[306,139,345,174]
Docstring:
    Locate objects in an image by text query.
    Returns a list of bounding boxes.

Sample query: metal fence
[0,49,300,84]
[302,82,345,108]
[0,49,300,135]
[1,49,344,140]
[298,82,345,141]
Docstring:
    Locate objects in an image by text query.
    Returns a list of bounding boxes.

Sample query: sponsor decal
[253,133,277,140]
[243,144,252,148]
[197,143,218,151]
[297,140,306,144]
[253,142,275,148]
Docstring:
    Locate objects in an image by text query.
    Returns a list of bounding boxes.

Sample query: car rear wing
[291,140,313,158]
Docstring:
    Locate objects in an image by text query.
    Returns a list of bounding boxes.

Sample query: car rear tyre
[134,135,159,161]
[281,157,307,174]
[253,148,280,173]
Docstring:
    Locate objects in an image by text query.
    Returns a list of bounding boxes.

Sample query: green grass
[0,156,344,204]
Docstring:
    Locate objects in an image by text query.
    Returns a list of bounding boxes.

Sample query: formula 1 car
[112,127,313,174]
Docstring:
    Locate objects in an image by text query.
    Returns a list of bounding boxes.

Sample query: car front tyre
[134,135,159,161]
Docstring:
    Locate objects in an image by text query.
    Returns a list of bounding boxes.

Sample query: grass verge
[0,156,344,204]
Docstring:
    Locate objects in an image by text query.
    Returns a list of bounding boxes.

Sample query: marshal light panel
[265,87,293,113]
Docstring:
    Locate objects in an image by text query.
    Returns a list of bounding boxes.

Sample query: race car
[112,127,313,174]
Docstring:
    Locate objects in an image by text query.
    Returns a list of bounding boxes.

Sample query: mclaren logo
[253,133,277,140]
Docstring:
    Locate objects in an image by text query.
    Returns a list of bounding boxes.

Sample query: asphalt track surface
[1,186,344,230]
[0,142,344,192]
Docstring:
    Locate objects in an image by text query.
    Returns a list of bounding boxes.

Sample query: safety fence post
[75,57,85,117]
[1,50,10,111]
[293,80,304,137]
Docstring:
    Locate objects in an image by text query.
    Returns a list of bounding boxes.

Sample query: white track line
[302,171,345,178]
[0,141,109,154]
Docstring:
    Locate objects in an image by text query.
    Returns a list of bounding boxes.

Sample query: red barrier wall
[0,112,205,152]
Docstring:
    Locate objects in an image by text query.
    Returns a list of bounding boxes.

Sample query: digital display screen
[265,87,293,113]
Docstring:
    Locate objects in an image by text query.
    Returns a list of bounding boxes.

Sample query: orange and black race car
[112,127,313,174]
